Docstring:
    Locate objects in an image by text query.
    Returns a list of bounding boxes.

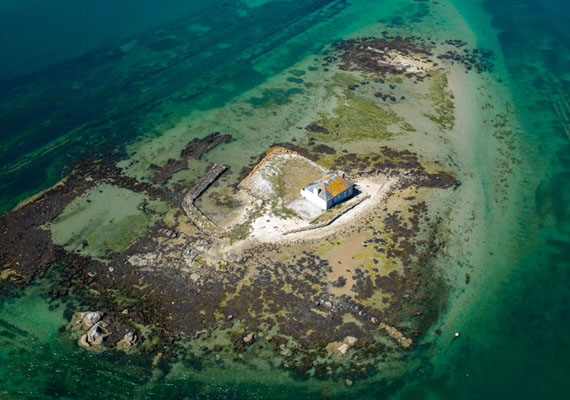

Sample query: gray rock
[337,343,349,355]
[345,336,358,345]
[123,332,136,345]
[82,311,101,327]
[128,253,158,267]
[243,333,255,344]
[225,252,243,263]
[78,334,90,348]
[87,321,108,346]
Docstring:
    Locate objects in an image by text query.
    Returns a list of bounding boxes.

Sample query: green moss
[317,95,401,141]
[310,73,403,142]
[273,207,298,219]
[423,71,455,130]
[400,121,417,132]
[50,200,89,224]
[145,200,171,215]
[229,221,253,243]
[332,73,361,88]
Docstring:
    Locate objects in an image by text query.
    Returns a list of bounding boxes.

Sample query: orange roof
[305,173,353,201]
[319,174,352,197]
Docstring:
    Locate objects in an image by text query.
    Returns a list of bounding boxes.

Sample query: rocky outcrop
[180,132,232,160]
[74,310,137,351]
[78,318,109,348]
[117,331,138,350]
[127,253,160,267]
[80,311,101,328]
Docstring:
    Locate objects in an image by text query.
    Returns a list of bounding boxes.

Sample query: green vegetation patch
[276,158,324,204]
[424,71,455,130]
[49,184,162,258]
[312,73,402,142]
[331,72,362,88]
[400,121,417,132]
[316,94,401,142]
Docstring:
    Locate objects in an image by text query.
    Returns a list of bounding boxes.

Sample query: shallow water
[1,0,569,398]
[412,1,570,398]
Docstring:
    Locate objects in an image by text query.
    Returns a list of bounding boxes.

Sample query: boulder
[345,336,358,345]
[124,331,136,344]
[337,343,349,355]
[78,334,90,348]
[87,321,108,346]
[280,348,292,357]
[225,252,243,263]
[82,311,101,328]
[118,331,137,348]
[128,253,159,267]
[243,333,255,344]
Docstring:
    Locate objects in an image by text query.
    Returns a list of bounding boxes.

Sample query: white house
[300,172,354,210]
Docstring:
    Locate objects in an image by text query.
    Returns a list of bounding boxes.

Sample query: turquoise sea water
[0,0,228,81]
[1,0,569,398]
[415,1,570,397]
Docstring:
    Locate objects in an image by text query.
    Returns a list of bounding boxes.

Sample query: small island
[1,31,485,384]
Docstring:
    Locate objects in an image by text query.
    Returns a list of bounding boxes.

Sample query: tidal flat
[1,26,483,385]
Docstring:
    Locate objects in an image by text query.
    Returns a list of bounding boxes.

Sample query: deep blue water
[0,0,227,81]
[0,0,346,213]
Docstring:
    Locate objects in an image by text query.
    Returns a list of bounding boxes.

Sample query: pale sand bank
[249,175,397,243]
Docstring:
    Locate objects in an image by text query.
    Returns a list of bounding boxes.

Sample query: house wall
[328,186,353,209]
[301,185,354,210]
[300,188,328,210]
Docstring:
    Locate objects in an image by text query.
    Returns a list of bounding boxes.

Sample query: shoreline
[0,0,525,393]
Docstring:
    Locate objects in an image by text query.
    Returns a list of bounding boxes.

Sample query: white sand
[249,175,397,243]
